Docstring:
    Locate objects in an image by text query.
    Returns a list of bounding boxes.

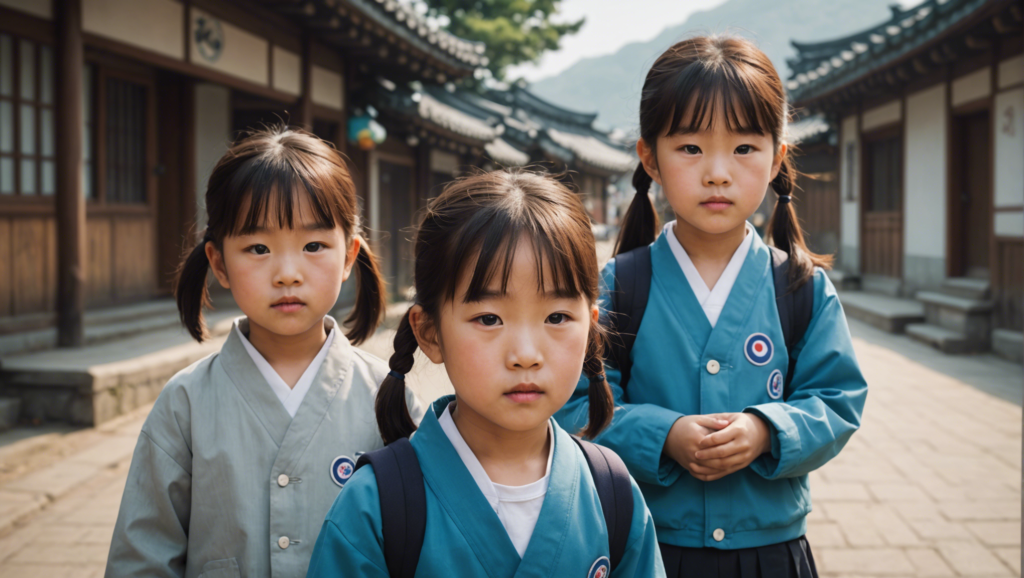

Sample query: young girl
[556,36,868,577]
[306,170,665,577]
[105,127,423,578]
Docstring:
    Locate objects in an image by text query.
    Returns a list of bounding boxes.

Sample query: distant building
[787,0,1022,360]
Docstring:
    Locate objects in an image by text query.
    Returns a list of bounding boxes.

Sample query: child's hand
[690,413,772,481]
[663,415,729,478]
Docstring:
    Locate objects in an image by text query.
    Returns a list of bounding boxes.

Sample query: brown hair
[175,126,386,344]
[617,35,831,289]
[376,170,614,444]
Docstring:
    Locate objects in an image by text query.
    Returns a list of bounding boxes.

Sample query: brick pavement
[0,317,1019,577]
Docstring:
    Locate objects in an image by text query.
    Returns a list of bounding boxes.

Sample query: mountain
[529,0,901,131]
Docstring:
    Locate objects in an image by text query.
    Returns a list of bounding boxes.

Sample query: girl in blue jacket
[556,36,867,578]
[307,170,665,578]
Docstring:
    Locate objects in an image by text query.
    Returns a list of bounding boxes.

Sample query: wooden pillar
[55,0,85,347]
[298,34,314,130]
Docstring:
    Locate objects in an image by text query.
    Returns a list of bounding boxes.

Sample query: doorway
[950,110,992,279]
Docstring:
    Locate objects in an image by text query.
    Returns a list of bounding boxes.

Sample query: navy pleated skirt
[660,536,818,578]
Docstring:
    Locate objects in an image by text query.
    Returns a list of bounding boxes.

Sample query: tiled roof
[786,0,990,103]
[372,80,499,144]
[545,128,636,173]
[485,138,531,167]
[786,114,833,145]
[344,0,487,69]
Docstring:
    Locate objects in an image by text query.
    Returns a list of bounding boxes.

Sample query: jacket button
[713,528,725,542]
[706,360,720,375]
[277,474,289,487]
[278,536,290,549]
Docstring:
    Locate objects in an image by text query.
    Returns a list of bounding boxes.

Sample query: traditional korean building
[787,0,1022,361]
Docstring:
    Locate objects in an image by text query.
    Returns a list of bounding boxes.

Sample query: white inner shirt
[438,403,553,558]
[235,316,336,418]
[664,220,755,327]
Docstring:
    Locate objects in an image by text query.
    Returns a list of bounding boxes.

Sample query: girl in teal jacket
[556,36,867,578]
[307,171,665,578]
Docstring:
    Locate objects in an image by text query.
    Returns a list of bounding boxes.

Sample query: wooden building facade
[788,0,1023,359]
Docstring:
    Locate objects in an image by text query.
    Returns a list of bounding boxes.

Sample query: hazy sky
[506,0,923,83]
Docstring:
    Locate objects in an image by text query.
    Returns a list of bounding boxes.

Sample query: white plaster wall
[194,83,232,230]
[840,115,859,251]
[83,0,183,60]
[952,67,991,107]
[862,100,901,131]
[995,211,1024,238]
[311,65,343,110]
[903,84,946,259]
[994,88,1024,210]
[0,0,50,18]
[999,55,1024,89]
[272,47,300,96]
[190,8,268,86]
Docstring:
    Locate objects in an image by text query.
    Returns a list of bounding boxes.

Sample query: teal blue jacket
[555,232,867,550]
[307,396,666,578]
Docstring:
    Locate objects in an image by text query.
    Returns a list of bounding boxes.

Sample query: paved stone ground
[0,316,1019,577]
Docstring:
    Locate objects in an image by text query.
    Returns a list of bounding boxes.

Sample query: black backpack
[606,245,814,394]
[355,434,634,578]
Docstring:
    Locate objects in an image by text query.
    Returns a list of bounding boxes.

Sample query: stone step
[916,291,993,338]
[838,291,925,334]
[905,323,975,354]
[860,275,903,298]
[992,329,1023,365]
[826,270,861,291]
[916,291,994,313]
[0,310,239,426]
[941,277,991,300]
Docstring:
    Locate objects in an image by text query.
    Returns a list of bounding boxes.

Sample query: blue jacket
[555,232,867,550]
[307,396,666,578]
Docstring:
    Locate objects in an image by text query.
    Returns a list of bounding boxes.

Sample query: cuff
[744,403,801,480]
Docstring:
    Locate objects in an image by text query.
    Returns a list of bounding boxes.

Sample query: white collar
[437,402,553,511]
[234,316,336,418]
[663,220,755,327]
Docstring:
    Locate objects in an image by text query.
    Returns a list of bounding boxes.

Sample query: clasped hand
[663,412,771,482]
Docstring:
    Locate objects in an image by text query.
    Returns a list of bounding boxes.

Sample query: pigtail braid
[581,323,614,439]
[175,233,214,343]
[344,236,387,345]
[766,158,833,293]
[375,308,419,445]
[614,162,660,256]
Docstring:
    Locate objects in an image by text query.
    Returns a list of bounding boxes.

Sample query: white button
[277,474,289,487]
[713,528,725,542]
[278,536,290,549]
[706,360,720,375]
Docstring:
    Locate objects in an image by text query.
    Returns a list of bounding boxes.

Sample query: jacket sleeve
[104,387,193,578]
[306,467,390,578]
[744,269,868,479]
[614,477,667,578]
[554,259,686,487]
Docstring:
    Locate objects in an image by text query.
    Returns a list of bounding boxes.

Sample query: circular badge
[767,369,784,400]
[744,333,774,366]
[587,556,610,578]
[330,455,356,487]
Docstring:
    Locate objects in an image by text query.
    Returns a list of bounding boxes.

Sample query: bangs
[223,142,347,236]
[445,195,593,304]
[658,57,780,138]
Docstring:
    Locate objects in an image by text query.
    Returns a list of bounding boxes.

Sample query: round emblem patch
[587,556,610,578]
[330,455,356,487]
[744,333,774,366]
[767,369,784,400]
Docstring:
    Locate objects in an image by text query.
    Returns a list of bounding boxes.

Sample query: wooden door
[861,130,903,278]
[950,111,992,279]
[378,158,415,297]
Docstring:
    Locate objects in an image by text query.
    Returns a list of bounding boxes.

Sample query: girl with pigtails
[555,36,867,577]
[307,170,665,578]
[105,127,423,578]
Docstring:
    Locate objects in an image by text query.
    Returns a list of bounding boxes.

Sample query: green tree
[418,0,583,80]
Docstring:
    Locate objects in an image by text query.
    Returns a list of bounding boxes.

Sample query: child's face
[416,238,598,435]
[207,194,358,340]
[639,103,785,237]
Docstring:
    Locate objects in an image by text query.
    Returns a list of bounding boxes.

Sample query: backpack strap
[769,247,815,390]
[571,436,634,572]
[355,438,425,578]
[605,245,653,389]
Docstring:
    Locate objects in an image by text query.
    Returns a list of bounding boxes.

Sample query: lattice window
[0,33,56,197]
[104,77,147,204]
